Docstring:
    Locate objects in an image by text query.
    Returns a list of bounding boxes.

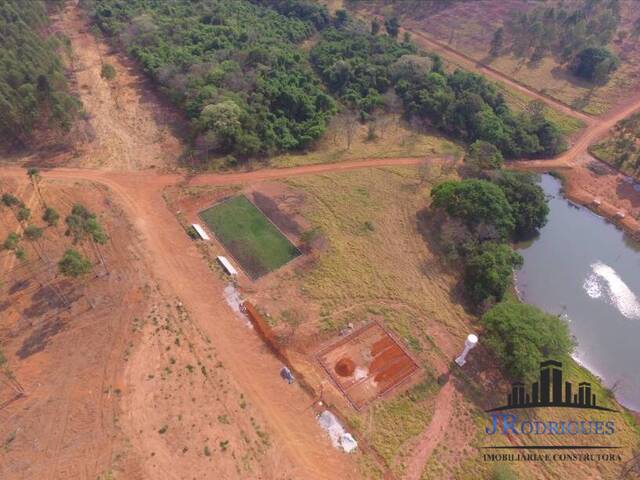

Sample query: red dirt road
[403,381,454,480]
[0,159,429,480]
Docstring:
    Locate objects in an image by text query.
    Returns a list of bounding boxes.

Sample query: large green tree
[482,302,575,381]
[431,179,515,240]
[464,243,523,305]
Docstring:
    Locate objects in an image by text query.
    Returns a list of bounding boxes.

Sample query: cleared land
[200,195,300,279]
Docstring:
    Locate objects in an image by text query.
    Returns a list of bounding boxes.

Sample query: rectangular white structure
[192,224,210,241]
[217,256,238,276]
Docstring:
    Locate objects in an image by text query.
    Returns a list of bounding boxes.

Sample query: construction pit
[318,322,420,410]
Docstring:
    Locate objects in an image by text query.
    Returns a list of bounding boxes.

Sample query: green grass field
[200,195,300,279]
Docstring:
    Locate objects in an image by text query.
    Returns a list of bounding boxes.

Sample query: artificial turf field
[199,195,300,279]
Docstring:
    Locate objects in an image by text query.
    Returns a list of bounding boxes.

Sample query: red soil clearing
[318,322,419,410]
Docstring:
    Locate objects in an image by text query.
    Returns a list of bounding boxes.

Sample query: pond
[515,174,640,411]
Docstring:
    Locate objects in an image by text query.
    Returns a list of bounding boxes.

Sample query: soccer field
[199,195,301,279]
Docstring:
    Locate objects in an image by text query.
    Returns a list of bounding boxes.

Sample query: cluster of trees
[87,0,336,160]
[1,172,100,278]
[396,70,566,158]
[430,144,549,306]
[0,0,80,147]
[87,0,568,163]
[430,145,575,381]
[492,0,620,83]
[310,27,415,115]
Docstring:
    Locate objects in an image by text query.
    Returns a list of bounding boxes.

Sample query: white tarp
[192,224,210,241]
[217,256,238,276]
[317,410,358,453]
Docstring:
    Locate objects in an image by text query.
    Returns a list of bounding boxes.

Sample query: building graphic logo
[487,360,616,412]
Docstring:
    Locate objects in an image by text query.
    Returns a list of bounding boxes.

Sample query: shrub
[100,63,117,80]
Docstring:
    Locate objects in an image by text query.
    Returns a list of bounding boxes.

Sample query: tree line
[0,0,80,147]
[429,143,575,381]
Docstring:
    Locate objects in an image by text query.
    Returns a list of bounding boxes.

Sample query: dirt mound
[335,357,356,377]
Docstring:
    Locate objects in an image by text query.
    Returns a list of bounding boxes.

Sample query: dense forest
[0,0,80,147]
[86,0,566,162]
[492,0,621,83]
[86,0,336,160]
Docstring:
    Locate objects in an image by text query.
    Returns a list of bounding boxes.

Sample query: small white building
[217,256,238,276]
[191,224,210,241]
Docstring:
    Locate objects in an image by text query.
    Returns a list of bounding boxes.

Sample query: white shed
[217,256,238,276]
[192,224,210,241]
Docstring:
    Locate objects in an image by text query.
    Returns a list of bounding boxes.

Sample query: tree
[431,179,515,240]
[334,9,348,28]
[24,225,43,241]
[464,140,504,174]
[1,194,21,208]
[571,46,619,83]
[490,27,504,56]
[58,249,92,278]
[17,207,31,222]
[43,207,60,226]
[3,232,20,251]
[491,171,549,237]
[65,204,108,244]
[384,17,400,38]
[199,101,243,151]
[482,301,575,381]
[371,18,381,35]
[464,243,523,305]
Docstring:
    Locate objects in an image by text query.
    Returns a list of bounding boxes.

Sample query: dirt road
[403,381,454,480]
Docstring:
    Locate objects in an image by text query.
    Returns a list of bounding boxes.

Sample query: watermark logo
[482,360,622,462]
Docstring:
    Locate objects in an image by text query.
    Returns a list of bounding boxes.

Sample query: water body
[515,174,640,411]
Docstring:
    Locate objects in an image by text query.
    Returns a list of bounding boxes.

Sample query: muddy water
[515,174,640,411]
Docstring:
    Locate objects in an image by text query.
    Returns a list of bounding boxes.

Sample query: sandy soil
[0,178,149,479]
[47,0,183,170]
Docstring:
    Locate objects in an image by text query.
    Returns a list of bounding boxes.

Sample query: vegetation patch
[590,111,640,177]
[199,195,300,279]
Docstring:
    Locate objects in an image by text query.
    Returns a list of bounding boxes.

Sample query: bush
[490,464,518,480]
[17,207,31,222]
[481,302,575,381]
[100,63,117,80]
[1,193,22,207]
[464,243,523,305]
